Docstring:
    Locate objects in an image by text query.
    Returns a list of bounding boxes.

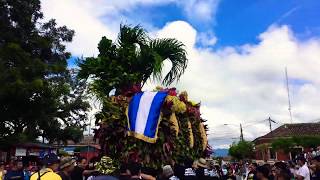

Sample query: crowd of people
[1,154,320,180]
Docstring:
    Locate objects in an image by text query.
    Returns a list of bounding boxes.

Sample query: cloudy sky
[41,0,320,148]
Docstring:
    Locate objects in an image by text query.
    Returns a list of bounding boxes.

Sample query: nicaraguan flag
[127,91,168,143]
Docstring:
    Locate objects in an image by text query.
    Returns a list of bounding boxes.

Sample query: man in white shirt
[296,156,310,180]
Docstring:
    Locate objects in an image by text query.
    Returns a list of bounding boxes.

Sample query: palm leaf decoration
[78,24,188,97]
[149,38,187,85]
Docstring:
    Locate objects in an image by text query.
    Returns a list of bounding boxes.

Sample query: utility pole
[285,67,293,123]
[240,123,244,141]
[268,117,272,132]
[268,117,276,132]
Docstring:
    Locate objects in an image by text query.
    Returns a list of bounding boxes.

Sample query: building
[55,135,100,161]
[253,122,320,161]
[0,143,56,162]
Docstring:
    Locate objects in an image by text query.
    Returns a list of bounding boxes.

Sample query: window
[290,147,303,160]
[269,148,276,160]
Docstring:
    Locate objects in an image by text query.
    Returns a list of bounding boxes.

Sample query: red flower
[167,88,177,96]
[122,84,142,97]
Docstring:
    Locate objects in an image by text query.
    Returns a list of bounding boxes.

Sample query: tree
[78,25,210,169]
[271,136,320,152]
[271,138,295,153]
[0,0,89,145]
[78,24,188,98]
[229,141,254,160]
[292,136,320,148]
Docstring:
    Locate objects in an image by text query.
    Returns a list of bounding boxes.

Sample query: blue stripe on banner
[128,92,144,131]
[143,92,168,138]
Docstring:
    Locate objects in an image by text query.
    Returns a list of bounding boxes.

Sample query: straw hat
[197,158,208,168]
[60,157,76,170]
[162,165,174,178]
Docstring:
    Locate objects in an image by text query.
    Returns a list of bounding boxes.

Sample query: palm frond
[117,24,149,47]
[150,38,188,85]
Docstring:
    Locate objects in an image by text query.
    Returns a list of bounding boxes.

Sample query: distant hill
[213,148,229,157]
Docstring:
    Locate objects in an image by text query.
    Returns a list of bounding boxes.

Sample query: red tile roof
[254,122,320,144]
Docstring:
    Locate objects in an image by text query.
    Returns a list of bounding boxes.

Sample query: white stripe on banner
[135,92,157,134]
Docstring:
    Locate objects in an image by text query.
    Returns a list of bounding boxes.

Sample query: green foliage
[271,136,320,152]
[0,0,89,144]
[271,138,295,153]
[229,141,254,160]
[292,136,320,148]
[78,24,188,98]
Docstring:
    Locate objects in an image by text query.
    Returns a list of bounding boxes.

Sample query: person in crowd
[182,158,197,180]
[140,168,156,180]
[161,165,179,180]
[223,167,236,180]
[261,164,273,180]
[276,172,291,180]
[295,156,310,180]
[273,162,291,180]
[58,157,76,180]
[23,163,31,180]
[214,165,223,178]
[4,160,24,180]
[288,161,296,178]
[208,161,219,180]
[221,165,228,177]
[70,157,97,180]
[246,163,257,180]
[128,162,142,180]
[173,162,184,180]
[70,157,87,180]
[195,158,210,180]
[309,155,320,180]
[256,166,269,180]
[30,153,62,180]
[0,161,7,180]
[119,163,131,180]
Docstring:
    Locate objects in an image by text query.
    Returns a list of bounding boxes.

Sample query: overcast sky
[41,0,320,148]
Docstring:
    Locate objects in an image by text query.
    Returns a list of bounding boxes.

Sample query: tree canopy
[0,0,89,145]
[229,141,254,160]
[271,136,320,152]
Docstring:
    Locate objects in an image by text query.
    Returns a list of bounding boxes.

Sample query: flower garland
[94,86,210,169]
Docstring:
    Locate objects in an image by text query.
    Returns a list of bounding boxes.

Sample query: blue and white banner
[127,91,168,143]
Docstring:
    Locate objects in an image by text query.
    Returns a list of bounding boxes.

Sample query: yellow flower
[166,95,187,113]
[169,113,179,136]
[189,101,199,107]
[95,156,116,174]
[199,123,208,150]
[188,121,194,148]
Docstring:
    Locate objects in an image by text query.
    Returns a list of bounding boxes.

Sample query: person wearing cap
[295,156,310,180]
[30,153,62,180]
[58,157,75,180]
[161,165,179,180]
[195,158,210,180]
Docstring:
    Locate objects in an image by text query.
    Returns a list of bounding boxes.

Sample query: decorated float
[78,24,211,169]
